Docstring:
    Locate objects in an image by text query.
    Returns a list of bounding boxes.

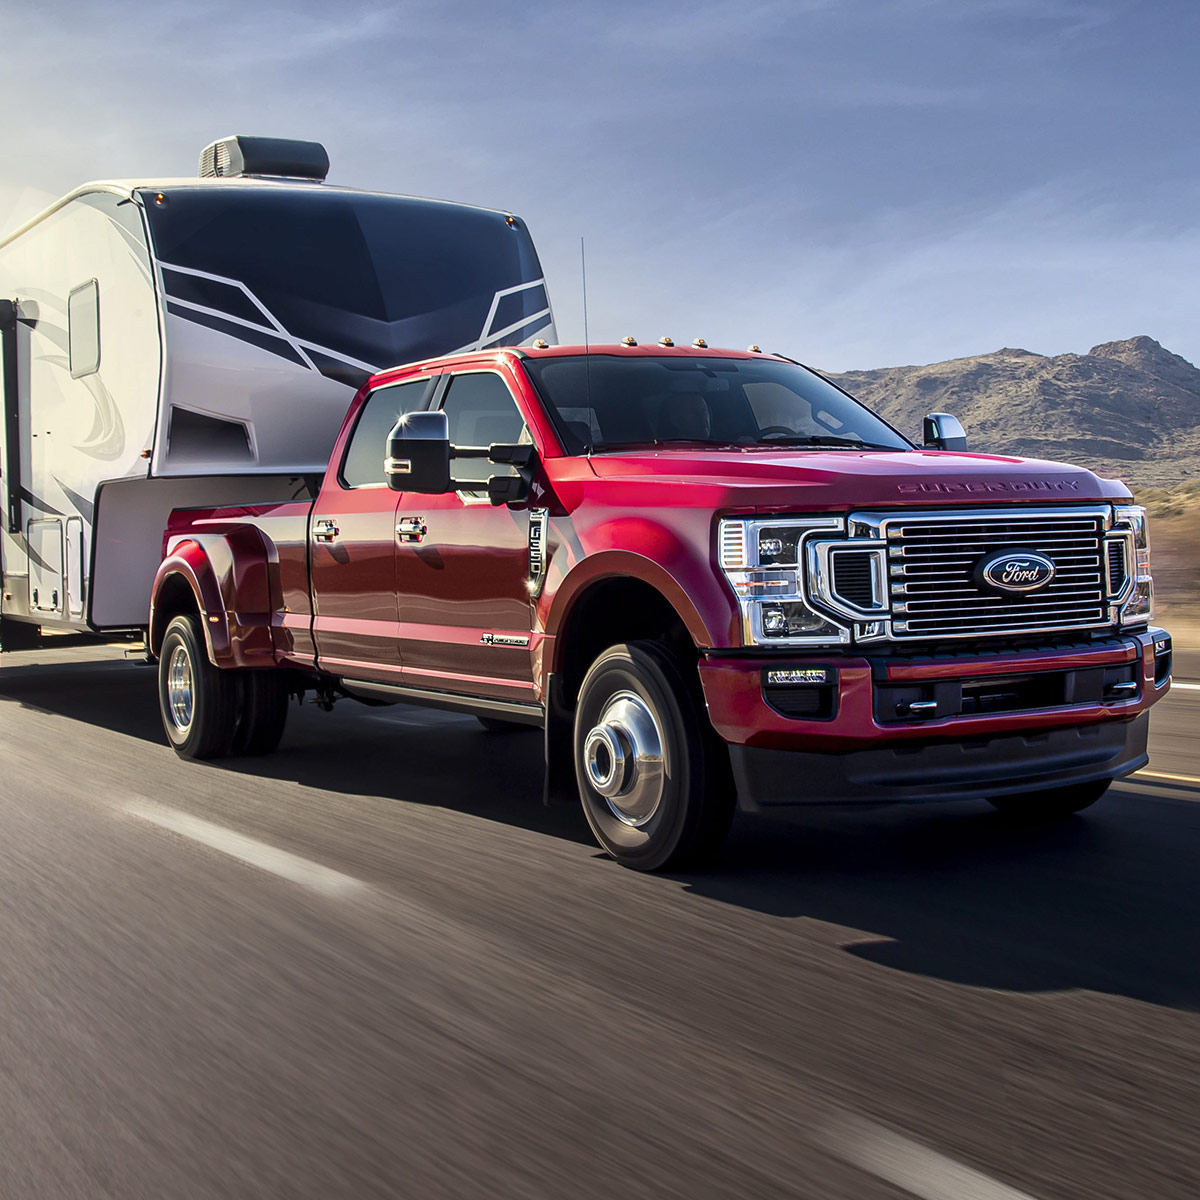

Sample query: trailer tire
[574,641,735,872]
[232,671,290,756]
[158,614,239,760]
[987,778,1110,820]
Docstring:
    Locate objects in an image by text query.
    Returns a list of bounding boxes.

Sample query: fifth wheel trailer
[0,134,555,647]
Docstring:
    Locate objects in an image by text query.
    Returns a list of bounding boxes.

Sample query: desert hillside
[828,336,1200,490]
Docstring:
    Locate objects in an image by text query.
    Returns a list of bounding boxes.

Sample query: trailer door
[27,518,64,614]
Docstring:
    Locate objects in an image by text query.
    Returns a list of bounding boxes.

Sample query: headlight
[1113,504,1152,625]
[718,516,851,645]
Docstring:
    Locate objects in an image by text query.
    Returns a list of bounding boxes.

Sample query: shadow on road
[0,654,591,846]
[683,793,1200,1010]
[4,653,1198,1009]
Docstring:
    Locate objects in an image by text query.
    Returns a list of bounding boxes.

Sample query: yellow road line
[1135,770,1200,786]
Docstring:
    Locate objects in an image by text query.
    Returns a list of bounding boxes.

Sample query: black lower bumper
[729,713,1149,811]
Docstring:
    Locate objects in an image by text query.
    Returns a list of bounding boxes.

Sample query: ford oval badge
[976,549,1056,595]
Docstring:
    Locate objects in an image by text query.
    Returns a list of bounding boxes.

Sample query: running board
[338,678,545,727]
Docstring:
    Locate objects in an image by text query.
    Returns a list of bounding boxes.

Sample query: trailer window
[143,189,550,374]
[341,378,432,488]
[68,280,100,377]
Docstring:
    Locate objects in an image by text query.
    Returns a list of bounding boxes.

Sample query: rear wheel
[573,641,735,871]
[158,614,239,760]
[232,671,290,756]
[988,779,1110,820]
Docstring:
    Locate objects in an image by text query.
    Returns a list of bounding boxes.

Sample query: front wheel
[573,641,734,871]
[987,778,1111,820]
[158,614,240,760]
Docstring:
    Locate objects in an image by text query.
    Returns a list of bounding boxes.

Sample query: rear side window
[439,372,528,486]
[341,378,430,487]
[68,280,100,377]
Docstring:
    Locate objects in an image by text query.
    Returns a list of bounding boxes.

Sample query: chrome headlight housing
[1113,504,1153,625]
[718,516,856,646]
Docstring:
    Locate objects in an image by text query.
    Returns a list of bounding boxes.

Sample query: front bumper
[698,627,1170,810]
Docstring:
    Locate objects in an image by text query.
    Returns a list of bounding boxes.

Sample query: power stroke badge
[975,548,1057,596]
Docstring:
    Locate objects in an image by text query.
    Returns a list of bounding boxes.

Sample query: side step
[338,678,545,727]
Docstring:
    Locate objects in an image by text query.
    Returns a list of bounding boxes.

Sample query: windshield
[142,187,551,386]
[522,355,911,454]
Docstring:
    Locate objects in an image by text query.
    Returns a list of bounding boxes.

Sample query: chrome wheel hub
[583,691,665,826]
[166,645,195,733]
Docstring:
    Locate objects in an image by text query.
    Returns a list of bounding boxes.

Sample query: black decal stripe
[483,313,552,349]
[166,302,310,369]
[304,349,372,390]
[18,486,64,516]
[53,478,96,525]
[162,269,266,326]
[25,541,54,573]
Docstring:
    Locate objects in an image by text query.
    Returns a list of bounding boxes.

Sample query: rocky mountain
[827,336,1200,489]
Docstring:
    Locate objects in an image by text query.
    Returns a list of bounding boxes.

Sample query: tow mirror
[923,412,968,452]
[386,410,451,493]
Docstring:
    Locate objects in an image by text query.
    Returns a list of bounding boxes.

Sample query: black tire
[573,641,735,871]
[476,716,528,733]
[987,778,1111,820]
[232,671,290,756]
[157,614,240,760]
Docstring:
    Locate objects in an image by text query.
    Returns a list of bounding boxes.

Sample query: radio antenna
[581,236,594,456]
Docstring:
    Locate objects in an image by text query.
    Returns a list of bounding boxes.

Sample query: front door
[395,370,536,702]
[311,376,431,681]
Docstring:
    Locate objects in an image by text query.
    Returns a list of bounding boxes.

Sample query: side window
[341,378,430,487]
[68,280,101,378]
[439,372,528,487]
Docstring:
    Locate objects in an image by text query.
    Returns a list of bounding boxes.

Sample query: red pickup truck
[149,342,1171,869]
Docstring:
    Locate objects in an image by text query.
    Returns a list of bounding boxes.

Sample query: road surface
[0,641,1197,1199]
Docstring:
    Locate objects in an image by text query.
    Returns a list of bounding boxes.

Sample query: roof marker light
[621,336,638,346]
[658,336,674,347]
[747,344,761,353]
[692,338,708,348]
[532,338,549,349]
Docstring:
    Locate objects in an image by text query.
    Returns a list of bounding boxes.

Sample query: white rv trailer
[0,135,555,646]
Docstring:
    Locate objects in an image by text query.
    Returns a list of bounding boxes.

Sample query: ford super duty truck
[148,341,1172,870]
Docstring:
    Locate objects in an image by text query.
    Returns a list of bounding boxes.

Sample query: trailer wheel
[158,614,239,760]
[232,671,290,756]
[988,779,1110,820]
[574,641,735,871]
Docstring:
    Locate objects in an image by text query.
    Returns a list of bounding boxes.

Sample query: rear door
[310,376,432,680]
[395,369,537,702]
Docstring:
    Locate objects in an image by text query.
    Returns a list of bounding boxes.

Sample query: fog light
[763,608,787,635]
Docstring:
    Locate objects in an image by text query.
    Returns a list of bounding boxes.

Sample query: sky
[2,0,1198,371]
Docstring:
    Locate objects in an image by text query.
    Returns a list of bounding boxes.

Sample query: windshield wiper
[756,434,900,450]
[593,438,750,452]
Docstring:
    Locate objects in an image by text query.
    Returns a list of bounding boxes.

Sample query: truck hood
[577,448,1131,510]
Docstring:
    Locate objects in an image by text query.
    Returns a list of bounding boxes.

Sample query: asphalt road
[1,642,1198,1200]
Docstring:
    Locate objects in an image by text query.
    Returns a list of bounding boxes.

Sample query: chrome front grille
[879,508,1112,639]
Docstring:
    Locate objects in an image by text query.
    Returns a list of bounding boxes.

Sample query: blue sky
[2,0,1197,369]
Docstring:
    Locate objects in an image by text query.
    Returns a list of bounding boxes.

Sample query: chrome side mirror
[386,410,451,493]
[923,412,968,452]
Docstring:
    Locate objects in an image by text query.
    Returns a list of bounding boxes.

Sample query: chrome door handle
[314,518,340,542]
[396,517,427,543]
